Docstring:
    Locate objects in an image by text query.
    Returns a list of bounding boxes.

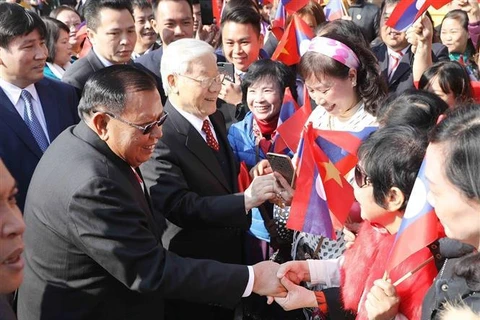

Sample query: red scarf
[253,114,279,155]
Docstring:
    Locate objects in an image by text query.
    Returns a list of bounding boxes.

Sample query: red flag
[237,161,252,192]
[386,0,450,32]
[212,0,221,25]
[287,124,355,238]
[283,0,309,13]
[272,15,314,66]
[275,87,312,153]
[271,1,286,40]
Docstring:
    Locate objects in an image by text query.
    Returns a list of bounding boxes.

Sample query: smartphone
[199,0,214,26]
[217,62,235,83]
[267,152,294,186]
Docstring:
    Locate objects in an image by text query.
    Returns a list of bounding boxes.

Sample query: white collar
[0,78,39,106]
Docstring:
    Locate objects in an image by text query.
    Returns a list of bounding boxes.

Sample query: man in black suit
[0,3,79,211]
[62,0,136,92]
[17,65,285,320]
[372,0,449,95]
[141,38,279,320]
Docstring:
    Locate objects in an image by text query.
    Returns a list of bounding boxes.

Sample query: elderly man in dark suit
[372,0,449,95]
[141,38,279,320]
[17,64,285,320]
[0,3,79,211]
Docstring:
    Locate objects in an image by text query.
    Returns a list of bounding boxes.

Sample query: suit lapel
[166,102,231,192]
[0,87,43,158]
[35,79,63,140]
[86,50,107,72]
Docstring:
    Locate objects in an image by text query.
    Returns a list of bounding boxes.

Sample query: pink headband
[307,36,360,70]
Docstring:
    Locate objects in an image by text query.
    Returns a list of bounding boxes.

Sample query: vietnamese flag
[272,15,314,66]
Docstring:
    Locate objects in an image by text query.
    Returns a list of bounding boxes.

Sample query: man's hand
[244,173,277,211]
[273,277,317,311]
[249,159,272,178]
[365,279,400,320]
[277,260,311,284]
[252,261,286,297]
[196,24,220,46]
[218,75,242,105]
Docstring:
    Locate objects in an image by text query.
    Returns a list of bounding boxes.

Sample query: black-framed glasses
[354,164,371,188]
[104,111,168,135]
[176,73,225,88]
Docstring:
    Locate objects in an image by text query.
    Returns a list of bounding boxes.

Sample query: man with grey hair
[18,64,286,320]
[141,38,280,320]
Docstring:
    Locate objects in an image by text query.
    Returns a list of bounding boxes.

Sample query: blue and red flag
[274,86,312,154]
[287,124,355,239]
[314,126,377,176]
[386,0,450,32]
[386,159,441,272]
[273,87,300,154]
[272,15,314,66]
[282,0,309,13]
[324,0,344,21]
[271,1,286,40]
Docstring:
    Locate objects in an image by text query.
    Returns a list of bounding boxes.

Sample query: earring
[352,81,357,87]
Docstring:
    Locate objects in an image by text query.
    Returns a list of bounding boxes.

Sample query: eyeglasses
[104,111,168,135]
[176,73,225,88]
[354,164,371,188]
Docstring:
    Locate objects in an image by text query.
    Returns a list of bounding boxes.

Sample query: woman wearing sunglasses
[271,126,438,320]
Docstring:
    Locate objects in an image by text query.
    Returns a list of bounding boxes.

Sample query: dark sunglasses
[354,164,371,188]
[104,111,168,135]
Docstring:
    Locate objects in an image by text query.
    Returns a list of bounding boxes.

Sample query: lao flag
[315,127,377,176]
[287,124,355,239]
[324,0,343,21]
[288,124,334,238]
[271,1,286,40]
[386,160,440,272]
[386,0,450,32]
[272,15,314,66]
[273,88,300,154]
[275,87,313,154]
[282,0,309,13]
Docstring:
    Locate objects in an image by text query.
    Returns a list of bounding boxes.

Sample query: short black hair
[0,3,47,49]
[221,5,261,36]
[152,0,193,18]
[241,59,297,105]
[78,65,157,119]
[378,89,449,131]
[84,0,134,31]
[358,125,428,211]
[42,17,70,63]
[419,61,474,105]
[132,0,153,10]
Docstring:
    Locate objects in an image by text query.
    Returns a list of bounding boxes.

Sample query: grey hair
[161,38,215,95]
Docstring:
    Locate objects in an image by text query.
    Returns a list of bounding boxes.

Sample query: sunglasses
[104,111,168,135]
[354,164,371,188]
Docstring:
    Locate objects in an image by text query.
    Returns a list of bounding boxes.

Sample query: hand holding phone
[266,153,294,186]
[217,62,235,83]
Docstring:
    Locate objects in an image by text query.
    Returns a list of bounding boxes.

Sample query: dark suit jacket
[372,42,449,95]
[0,78,79,211]
[17,121,249,320]
[141,101,249,265]
[63,50,166,101]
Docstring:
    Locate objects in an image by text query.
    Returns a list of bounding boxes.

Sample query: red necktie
[202,119,219,151]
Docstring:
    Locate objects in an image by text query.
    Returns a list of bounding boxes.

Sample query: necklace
[327,100,363,130]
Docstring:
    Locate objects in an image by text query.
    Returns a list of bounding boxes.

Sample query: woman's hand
[365,279,400,320]
[272,277,318,311]
[249,159,272,178]
[273,172,294,206]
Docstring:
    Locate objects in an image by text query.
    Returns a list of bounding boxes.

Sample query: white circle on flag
[315,175,327,201]
[404,177,427,219]
[416,0,426,10]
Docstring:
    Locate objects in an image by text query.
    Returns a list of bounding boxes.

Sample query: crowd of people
[0,0,480,319]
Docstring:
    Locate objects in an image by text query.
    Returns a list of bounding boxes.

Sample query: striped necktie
[21,90,49,152]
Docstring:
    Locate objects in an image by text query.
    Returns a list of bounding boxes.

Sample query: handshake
[252,260,317,311]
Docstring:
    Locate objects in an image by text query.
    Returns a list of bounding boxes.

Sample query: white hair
[160,38,215,95]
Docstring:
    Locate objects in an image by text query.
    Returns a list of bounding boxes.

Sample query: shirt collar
[170,101,209,132]
[92,47,114,67]
[387,45,409,57]
[0,77,39,105]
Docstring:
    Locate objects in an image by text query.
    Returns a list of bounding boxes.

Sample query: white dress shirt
[0,77,50,142]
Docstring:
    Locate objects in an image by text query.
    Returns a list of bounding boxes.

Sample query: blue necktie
[21,90,49,152]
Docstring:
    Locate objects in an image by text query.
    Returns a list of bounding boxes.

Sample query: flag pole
[340,0,349,18]
[392,256,434,287]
